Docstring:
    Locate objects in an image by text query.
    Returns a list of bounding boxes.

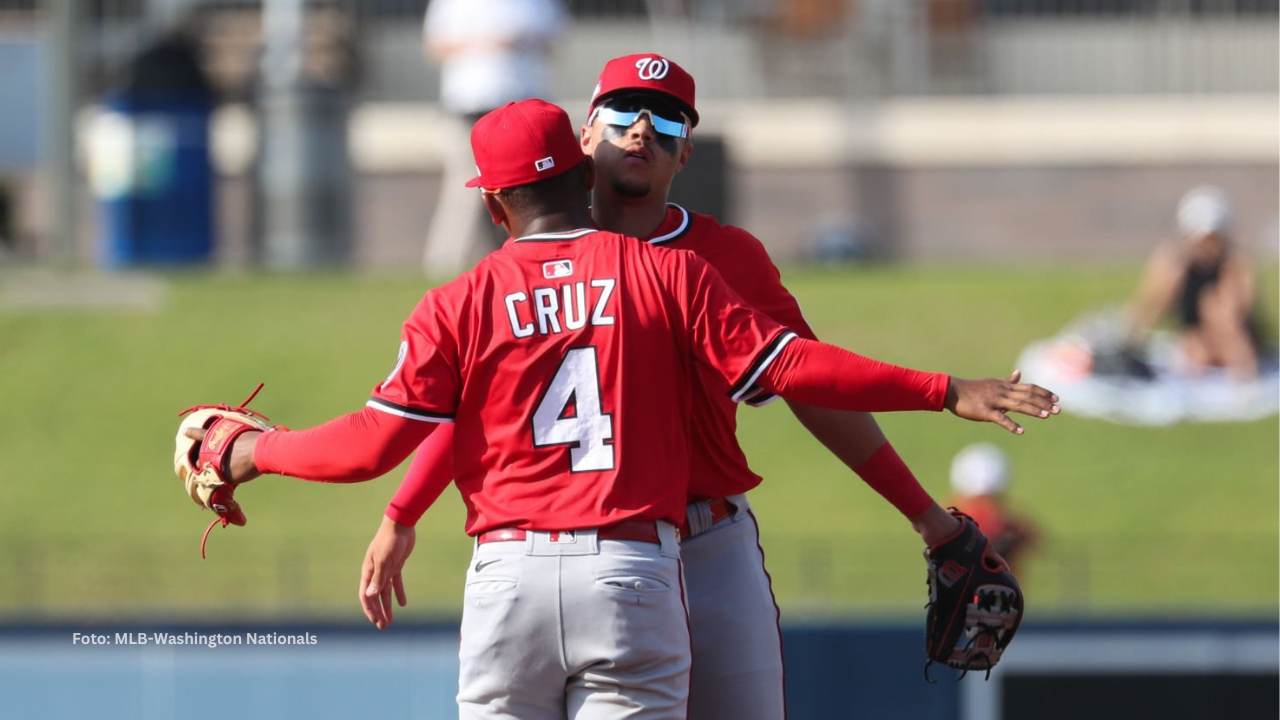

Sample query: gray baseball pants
[682,495,787,720]
[456,523,690,720]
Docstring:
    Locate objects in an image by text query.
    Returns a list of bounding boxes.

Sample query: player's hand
[360,515,416,630]
[943,370,1060,435]
[182,427,263,484]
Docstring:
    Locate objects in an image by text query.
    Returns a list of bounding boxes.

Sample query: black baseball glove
[923,509,1024,681]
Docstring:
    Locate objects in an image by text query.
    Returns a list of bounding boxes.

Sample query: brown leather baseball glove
[174,384,275,558]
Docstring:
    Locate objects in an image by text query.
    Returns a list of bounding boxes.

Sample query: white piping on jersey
[514,228,597,242]
[366,398,455,423]
[746,390,783,408]
[647,204,690,245]
[730,331,799,403]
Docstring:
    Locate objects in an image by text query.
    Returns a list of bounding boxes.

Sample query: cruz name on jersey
[504,278,617,338]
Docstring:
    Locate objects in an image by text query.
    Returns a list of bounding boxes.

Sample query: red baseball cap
[465,99,586,190]
[589,53,699,127]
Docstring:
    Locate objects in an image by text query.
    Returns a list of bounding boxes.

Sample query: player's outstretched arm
[787,403,960,542]
[256,406,436,480]
[760,340,1059,433]
[676,251,1058,429]
[787,404,887,468]
[184,405,437,484]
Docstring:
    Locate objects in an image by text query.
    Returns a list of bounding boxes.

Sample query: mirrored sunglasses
[594,104,690,139]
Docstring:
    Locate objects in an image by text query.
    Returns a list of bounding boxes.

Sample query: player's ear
[676,136,693,172]
[481,191,508,230]
[580,123,593,153]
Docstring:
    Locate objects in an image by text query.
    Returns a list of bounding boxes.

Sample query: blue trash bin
[94,30,215,268]
[95,92,214,267]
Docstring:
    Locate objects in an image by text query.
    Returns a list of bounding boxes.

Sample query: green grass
[0,265,1275,620]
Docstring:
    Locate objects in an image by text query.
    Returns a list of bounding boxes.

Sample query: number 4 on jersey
[532,347,615,472]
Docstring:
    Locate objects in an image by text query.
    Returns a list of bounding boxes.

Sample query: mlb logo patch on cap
[464,99,586,190]
[543,259,573,279]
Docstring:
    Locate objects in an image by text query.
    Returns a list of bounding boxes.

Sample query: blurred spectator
[947,443,1038,573]
[121,25,215,102]
[1127,186,1262,380]
[420,0,567,277]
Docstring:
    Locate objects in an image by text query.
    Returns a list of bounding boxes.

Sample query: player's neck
[510,207,595,239]
[591,192,669,241]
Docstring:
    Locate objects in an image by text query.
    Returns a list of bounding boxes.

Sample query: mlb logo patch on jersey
[543,259,573,279]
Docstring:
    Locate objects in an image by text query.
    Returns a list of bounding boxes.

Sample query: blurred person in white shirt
[421,0,567,276]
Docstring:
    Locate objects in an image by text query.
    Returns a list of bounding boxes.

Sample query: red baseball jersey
[644,204,817,500]
[369,228,796,535]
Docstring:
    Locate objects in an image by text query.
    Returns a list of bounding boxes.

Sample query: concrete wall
[197,97,1279,268]
[735,162,1279,263]
[14,96,1275,267]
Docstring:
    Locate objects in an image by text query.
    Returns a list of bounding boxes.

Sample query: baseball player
[359,58,1059,718]
[948,443,1039,574]
[184,99,1056,720]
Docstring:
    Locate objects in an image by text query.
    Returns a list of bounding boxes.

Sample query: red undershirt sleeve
[253,405,436,483]
[757,338,951,412]
[853,442,934,518]
[385,423,457,526]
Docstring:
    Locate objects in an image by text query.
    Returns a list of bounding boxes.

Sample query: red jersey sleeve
[697,223,816,407]
[757,337,950,412]
[672,250,798,404]
[719,225,816,340]
[367,283,464,424]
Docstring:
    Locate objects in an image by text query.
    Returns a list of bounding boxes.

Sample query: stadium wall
[186,96,1278,267]
[12,96,1277,265]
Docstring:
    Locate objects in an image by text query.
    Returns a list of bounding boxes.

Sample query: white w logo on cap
[635,57,670,80]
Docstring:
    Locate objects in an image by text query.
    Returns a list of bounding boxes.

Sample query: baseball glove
[923,509,1024,681]
[174,383,275,558]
